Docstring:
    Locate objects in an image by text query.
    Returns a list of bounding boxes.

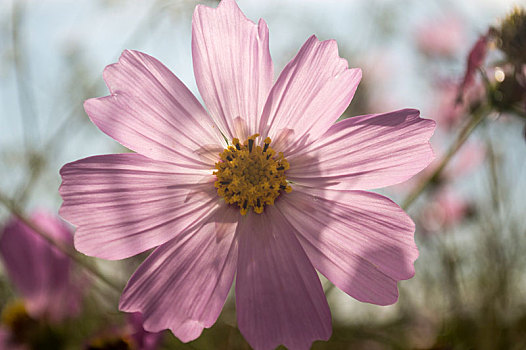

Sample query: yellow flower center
[213,134,292,215]
[1,300,29,330]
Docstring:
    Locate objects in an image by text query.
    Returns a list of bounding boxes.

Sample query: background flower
[0,211,84,323]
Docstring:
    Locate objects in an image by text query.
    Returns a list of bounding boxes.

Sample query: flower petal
[287,109,436,190]
[59,154,219,260]
[236,209,331,350]
[85,50,223,168]
[119,205,238,343]
[277,187,418,305]
[128,313,163,350]
[192,0,273,140]
[259,35,361,155]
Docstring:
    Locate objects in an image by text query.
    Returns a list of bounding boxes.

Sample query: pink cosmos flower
[415,15,465,58]
[59,0,435,348]
[0,211,84,323]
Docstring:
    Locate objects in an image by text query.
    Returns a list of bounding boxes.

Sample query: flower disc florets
[213,134,291,215]
[496,7,526,64]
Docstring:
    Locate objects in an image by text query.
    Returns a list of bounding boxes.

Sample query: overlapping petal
[192,0,273,140]
[287,109,435,190]
[277,187,418,305]
[236,209,332,350]
[119,205,238,342]
[259,35,362,155]
[59,153,219,260]
[85,50,224,168]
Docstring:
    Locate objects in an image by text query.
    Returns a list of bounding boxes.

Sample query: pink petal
[259,35,361,155]
[287,109,435,190]
[459,33,488,95]
[128,313,163,350]
[119,205,238,343]
[192,0,273,140]
[85,50,223,168]
[277,187,418,305]
[235,209,331,350]
[59,153,219,260]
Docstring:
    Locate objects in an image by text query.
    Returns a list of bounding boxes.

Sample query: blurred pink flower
[415,15,465,58]
[389,137,485,205]
[443,141,486,179]
[430,79,485,131]
[59,0,435,348]
[420,187,469,232]
[0,211,84,323]
[418,143,484,232]
[392,138,484,233]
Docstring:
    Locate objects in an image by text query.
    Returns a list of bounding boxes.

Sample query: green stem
[401,106,489,210]
[0,192,122,294]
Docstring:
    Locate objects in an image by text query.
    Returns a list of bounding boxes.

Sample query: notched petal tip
[305,34,361,75]
[257,18,270,41]
[344,67,362,80]
[194,0,254,26]
[120,294,207,343]
[101,62,119,91]
[82,97,97,117]
[101,50,140,92]
[83,96,117,124]
[381,108,437,141]
[375,289,400,306]
[410,110,437,166]
[101,50,145,92]
[169,320,206,343]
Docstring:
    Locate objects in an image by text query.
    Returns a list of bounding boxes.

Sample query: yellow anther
[213,134,291,215]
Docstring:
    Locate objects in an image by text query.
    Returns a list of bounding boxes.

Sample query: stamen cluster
[213,134,291,215]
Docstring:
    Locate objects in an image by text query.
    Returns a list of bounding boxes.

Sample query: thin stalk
[402,105,489,210]
[0,191,122,294]
[11,1,39,150]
